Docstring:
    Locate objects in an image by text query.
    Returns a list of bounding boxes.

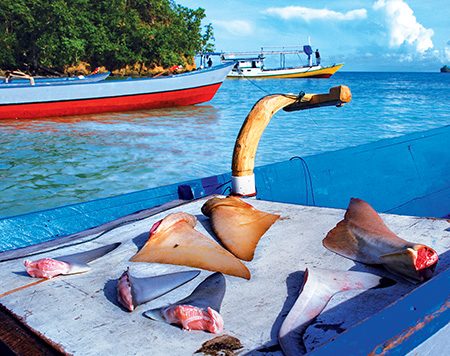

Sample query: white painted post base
[231,174,256,196]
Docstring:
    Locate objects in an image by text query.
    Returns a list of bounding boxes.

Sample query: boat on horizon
[0,86,448,355]
[0,71,110,87]
[217,45,343,78]
[0,63,233,120]
[440,65,449,73]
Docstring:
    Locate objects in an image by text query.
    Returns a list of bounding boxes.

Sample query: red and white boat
[0,63,233,120]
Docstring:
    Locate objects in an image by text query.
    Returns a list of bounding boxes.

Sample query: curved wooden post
[231,85,352,196]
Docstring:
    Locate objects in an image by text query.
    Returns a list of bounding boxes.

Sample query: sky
[176,0,450,71]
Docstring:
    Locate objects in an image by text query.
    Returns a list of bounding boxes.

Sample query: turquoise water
[0,72,449,218]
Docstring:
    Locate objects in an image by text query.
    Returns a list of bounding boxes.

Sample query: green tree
[0,0,214,72]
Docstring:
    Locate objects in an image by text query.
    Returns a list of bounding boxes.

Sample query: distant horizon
[177,0,450,72]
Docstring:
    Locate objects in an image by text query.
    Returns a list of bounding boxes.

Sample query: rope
[289,156,316,205]
[240,75,271,95]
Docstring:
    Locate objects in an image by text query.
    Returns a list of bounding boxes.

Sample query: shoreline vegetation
[0,0,213,77]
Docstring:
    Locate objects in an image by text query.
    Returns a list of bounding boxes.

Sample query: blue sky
[177,0,450,71]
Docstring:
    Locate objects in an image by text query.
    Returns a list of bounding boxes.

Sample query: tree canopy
[0,0,214,72]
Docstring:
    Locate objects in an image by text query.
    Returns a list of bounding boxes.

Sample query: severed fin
[117,268,200,311]
[24,242,121,278]
[57,242,121,274]
[201,196,279,261]
[343,198,398,238]
[322,219,371,262]
[323,198,439,283]
[130,213,250,279]
[144,273,226,333]
[279,268,390,356]
[380,244,438,283]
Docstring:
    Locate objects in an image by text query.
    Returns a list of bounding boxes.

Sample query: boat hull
[227,63,343,79]
[0,64,233,119]
[0,83,222,119]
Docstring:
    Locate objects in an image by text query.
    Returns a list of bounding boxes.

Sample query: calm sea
[0,72,449,218]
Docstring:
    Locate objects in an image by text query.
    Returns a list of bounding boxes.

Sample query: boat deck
[0,197,448,355]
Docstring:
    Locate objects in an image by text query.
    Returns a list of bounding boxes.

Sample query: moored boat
[0,86,448,355]
[0,63,233,119]
[220,46,343,78]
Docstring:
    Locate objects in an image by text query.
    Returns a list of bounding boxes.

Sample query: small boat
[0,71,110,87]
[0,86,448,355]
[220,46,343,78]
[0,63,233,119]
[440,65,450,73]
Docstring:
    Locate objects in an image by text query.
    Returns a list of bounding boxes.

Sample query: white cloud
[213,20,253,37]
[264,6,367,21]
[373,0,433,53]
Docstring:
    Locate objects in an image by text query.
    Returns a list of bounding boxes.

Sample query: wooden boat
[0,71,110,87]
[0,63,233,119]
[0,86,448,354]
[220,46,343,78]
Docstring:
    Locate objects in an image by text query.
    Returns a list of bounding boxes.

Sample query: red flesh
[24,258,71,279]
[162,304,224,333]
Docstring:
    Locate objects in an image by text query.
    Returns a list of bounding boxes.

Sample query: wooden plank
[0,304,64,355]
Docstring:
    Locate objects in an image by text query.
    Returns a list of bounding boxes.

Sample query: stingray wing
[130,213,250,279]
[202,196,279,261]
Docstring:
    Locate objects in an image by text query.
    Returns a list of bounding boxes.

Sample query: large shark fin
[202,196,279,261]
[130,213,250,279]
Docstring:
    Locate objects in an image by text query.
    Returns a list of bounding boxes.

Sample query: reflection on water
[1,72,449,217]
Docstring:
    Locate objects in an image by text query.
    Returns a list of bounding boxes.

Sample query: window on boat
[252,61,257,68]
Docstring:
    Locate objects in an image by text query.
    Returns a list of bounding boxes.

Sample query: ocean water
[0,72,449,218]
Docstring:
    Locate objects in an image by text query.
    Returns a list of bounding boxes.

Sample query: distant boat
[0,63,233,120]
[0,72,110,87]
[440,65,450,73]
[218,45,343,78]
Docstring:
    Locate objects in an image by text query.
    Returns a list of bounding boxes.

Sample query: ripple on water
[0,72,449,218]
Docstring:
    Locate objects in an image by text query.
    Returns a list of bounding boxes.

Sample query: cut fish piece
[144,272,226,333]
[24,242,121,279]
[278,267,390,355]
[323,198,438,283]
[117,268,200,312]
[130,213,250,279]
[201,196,279,261]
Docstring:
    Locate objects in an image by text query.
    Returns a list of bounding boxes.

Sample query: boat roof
[223,57,265,62]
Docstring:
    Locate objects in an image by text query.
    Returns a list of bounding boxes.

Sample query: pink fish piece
[162,304,224,333]
[117,269,134,311]
[24,258,71,279]
[23,243,121,279]
[144,272,226,334]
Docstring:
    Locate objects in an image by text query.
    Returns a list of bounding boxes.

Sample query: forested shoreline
[0,0,214,76]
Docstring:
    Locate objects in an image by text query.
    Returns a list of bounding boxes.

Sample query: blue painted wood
[256,125,450,217]
[309,265,450,355]
[0,172,231,252]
